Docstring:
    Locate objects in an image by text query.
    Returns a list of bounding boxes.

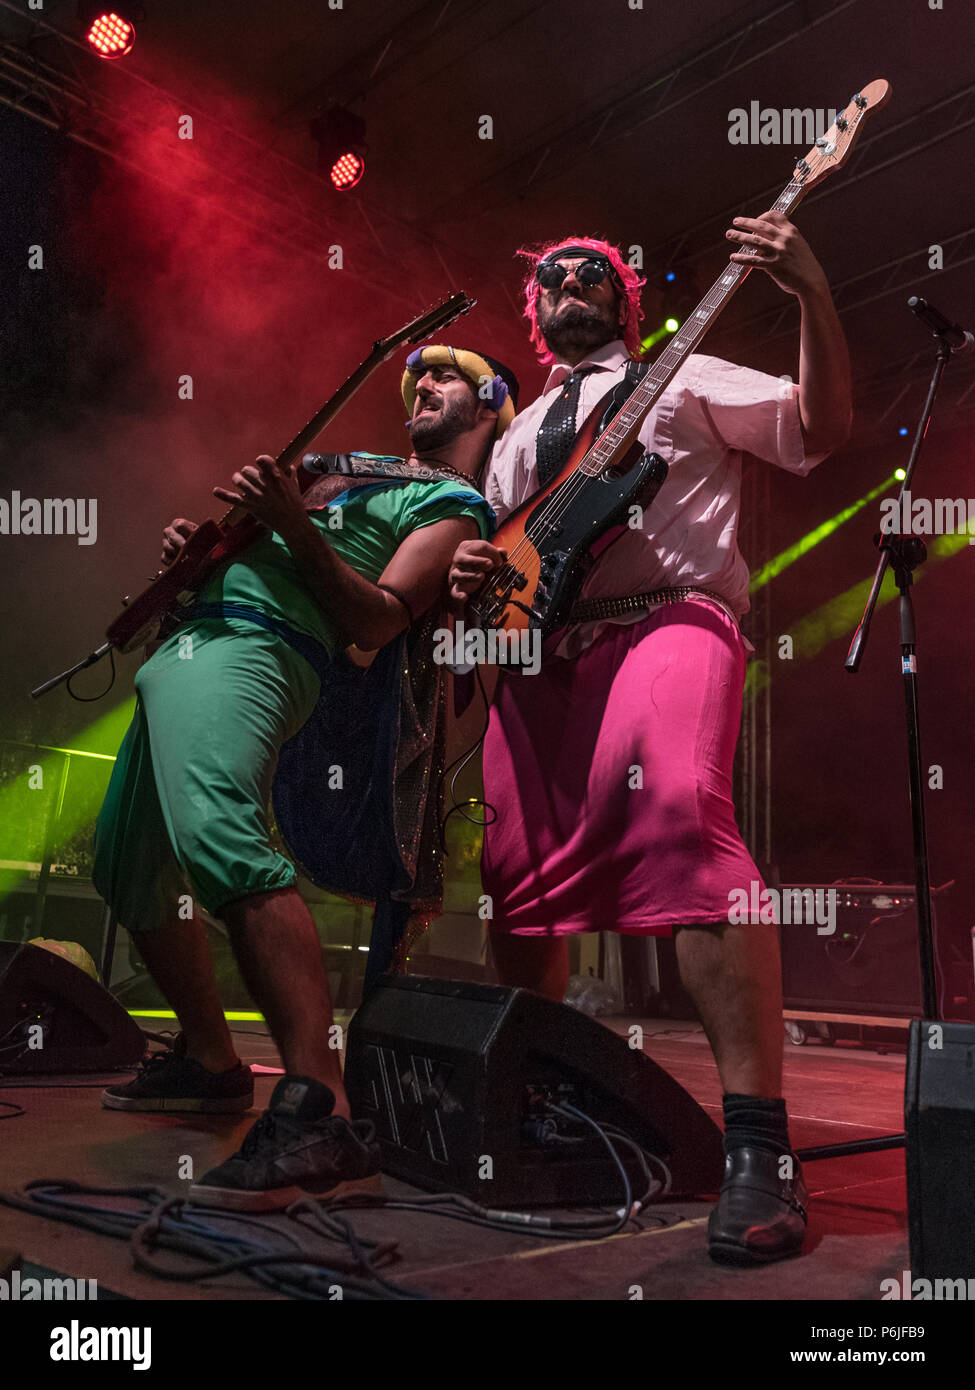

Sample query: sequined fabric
[534,367,596,485]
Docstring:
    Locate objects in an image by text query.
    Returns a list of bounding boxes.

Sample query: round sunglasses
[534,255,620,292]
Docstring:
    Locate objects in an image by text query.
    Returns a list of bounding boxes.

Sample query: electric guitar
[468,80,891,645]
[106,292,476,653]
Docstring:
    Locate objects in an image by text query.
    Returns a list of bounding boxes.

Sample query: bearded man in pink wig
[449,217,851,1265]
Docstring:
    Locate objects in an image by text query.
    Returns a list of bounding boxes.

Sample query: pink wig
[517,235,646,364]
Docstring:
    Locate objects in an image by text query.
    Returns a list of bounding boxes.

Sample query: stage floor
[0,1017,908,1302]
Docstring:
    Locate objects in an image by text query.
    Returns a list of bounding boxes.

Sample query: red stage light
[86,12,135,59]
[330,152,364,190]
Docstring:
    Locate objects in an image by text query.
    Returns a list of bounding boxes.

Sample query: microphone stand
[796,325,955,1166]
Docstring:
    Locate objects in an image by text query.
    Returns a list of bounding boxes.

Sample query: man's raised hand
[725,211,827,298]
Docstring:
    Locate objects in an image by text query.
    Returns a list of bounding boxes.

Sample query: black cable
[67,646,116,702]
[0,1180,423,1301]
[0,1099,25,1119]
[324,1104,646,1242]
[439,662,498,841]
[549,1102,633,1235]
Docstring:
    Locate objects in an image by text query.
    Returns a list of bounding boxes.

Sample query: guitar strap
[597,358,651,435]
[300,452,478,512]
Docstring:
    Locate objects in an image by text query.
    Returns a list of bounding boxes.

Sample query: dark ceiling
[4,0,974,409]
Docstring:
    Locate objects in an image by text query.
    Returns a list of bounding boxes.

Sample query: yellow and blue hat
[401,346,519,438]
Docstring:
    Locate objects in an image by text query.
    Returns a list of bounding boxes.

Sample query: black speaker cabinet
[0,942,145,1074]
[906,1018,975,1279]
[345,975,724,1207]
[780,884,926,1017]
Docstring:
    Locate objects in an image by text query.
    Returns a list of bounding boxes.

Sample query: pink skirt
[481,600,764,936]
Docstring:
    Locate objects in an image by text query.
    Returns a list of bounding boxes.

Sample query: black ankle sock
[722,1093,791,1156]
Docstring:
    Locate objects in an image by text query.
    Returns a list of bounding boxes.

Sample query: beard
[408,389,478,452]
[538,296,619,357]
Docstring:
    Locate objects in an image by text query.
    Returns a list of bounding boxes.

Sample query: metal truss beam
[649,80,975,269]
[425,0,863,219]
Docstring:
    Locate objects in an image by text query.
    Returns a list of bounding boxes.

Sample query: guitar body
[468,393,667,641]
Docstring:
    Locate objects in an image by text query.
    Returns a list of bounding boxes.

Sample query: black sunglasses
[534,255,619,292]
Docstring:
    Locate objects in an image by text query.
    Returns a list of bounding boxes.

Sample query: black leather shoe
[707,1145,808,1266]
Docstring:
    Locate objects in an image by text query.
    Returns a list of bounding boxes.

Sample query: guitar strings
[480,147,835,608]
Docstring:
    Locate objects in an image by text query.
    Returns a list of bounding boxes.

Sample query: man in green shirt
[93,346,517,1210]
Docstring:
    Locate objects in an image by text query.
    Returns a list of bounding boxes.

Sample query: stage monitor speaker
[0,942,145,1074]
[344,975,724,1207]
[906,1018,975,1280]
[780,884,926,1017]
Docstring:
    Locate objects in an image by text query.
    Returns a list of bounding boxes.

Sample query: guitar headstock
[793,79,891,188]
[374,292,477,362]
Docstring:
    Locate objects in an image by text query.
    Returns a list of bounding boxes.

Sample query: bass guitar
[467,79,891,645]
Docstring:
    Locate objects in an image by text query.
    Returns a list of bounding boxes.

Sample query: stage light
[898,426,909,437]
[330,151,365,190]
[640,318,680,351]
[895,467,907,480]
[310,106,367,191]
[665,271,676,282]
[79,7,137,58]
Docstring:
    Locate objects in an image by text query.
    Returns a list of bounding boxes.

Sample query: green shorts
[93,618,321,932]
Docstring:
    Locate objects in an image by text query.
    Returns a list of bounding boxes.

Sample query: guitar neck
[216,359,380,529]
[582,176,807,477]
[215,290,476,525]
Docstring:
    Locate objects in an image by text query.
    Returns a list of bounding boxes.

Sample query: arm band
[377,582,415,627]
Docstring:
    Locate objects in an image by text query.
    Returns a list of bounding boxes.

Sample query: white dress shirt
[482,339,829,657]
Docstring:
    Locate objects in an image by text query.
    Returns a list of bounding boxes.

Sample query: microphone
[908,296,975,354]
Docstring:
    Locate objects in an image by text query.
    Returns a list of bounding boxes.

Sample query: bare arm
[727,211,852,454]
[214,456,479,650]
[277,507,480,649]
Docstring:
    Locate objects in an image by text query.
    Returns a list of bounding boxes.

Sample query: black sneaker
[187,1075,382,1211]
[101,1034,254,1114]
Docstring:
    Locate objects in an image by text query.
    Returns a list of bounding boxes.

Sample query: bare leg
[489,930,569,1004]
[222,887,349,1119]
[674,921,784,1097]
[131,917,238,1074]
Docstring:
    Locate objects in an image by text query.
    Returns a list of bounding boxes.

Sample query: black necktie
[535,367,596,486]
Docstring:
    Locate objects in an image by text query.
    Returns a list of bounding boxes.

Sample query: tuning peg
[853,92,867,108]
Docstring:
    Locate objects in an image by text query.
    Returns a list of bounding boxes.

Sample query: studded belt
[568,586,739,627]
